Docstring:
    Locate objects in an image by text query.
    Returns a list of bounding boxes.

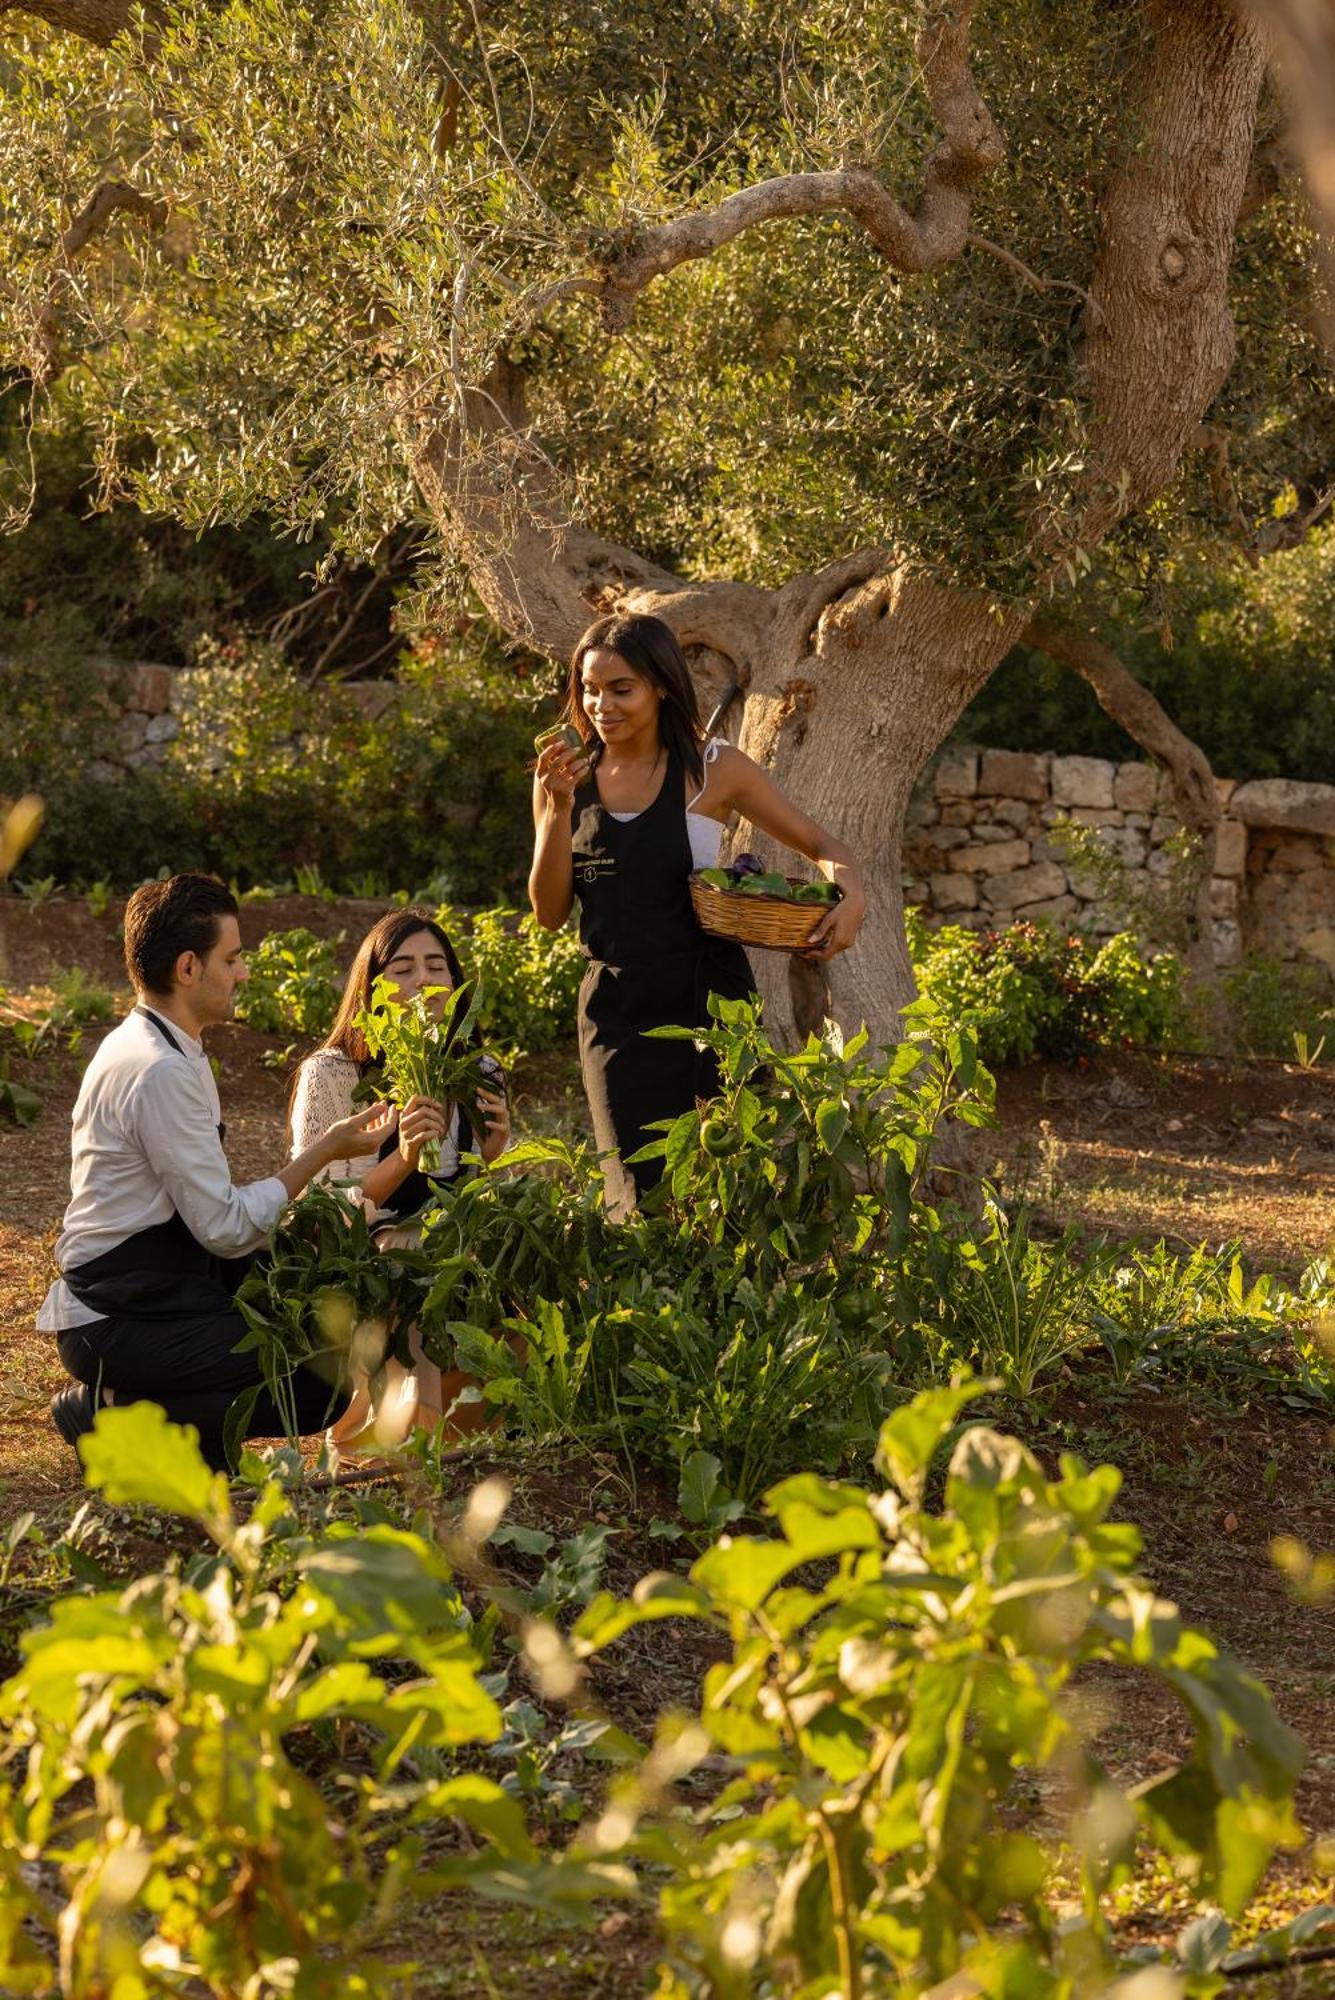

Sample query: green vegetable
[697,867,732,890]
[355,974,498,1175]
[699,1114,742,1156]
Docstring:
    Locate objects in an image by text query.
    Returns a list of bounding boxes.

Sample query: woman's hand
[475,1085,511,1164]
[535,736,590,811]
[397,1093,448,1168]
[802,883,866,962]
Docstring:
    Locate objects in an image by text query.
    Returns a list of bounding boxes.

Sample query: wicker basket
[689,872,843,953]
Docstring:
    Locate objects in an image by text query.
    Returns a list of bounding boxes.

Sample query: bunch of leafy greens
[355,974,498,1174]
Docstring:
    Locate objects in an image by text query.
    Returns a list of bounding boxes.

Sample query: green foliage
[959,524,1335,786]
[232,1181,431,1458]
[234,925,346,1037]
[6,623,540,896]
[1223,951,1335,1062]
[575,1382,1305,1995]
[356,973,499,1172]
[910,911,1189,1063]
[0,1404,630,1995]
[434,901,585,1063]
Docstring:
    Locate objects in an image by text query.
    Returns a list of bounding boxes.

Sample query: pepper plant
[575,1379,1305,1997]
[0,1404,632,1997]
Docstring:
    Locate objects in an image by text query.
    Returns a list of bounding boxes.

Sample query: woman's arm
[528,741,587,929]
[707,746,867,960]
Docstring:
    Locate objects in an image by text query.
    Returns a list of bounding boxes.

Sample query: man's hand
[324,1100,397,1160]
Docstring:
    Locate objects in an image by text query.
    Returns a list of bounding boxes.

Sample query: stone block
[934,748,979,799]
[940,801,975,827]
[117,713,148,753]
[123,746,157,770]
[1016,893,1077,925]
[1213,819,1247,878]
[1301,926,1335,974]
[993,797,1033,831]
[1149,814,1180,843]
[125,661,175,716]
[982,860,1068,907]
[930,870,979,911]
[1229,777,1335,837]
[1210,877,1238,919]
[955,838,1032,876]
[1215,777,1237,811]
[970,821,1020,844]
[1269,836,1324,873]
[978,748,1049,800]
[1065,807,1124,829]
[1114,761,1158,813]
[87,759,121,784]
[929,826,970,852]
[144,713,180,744]
[1211,919,1243,968]
[1051,754,1116,809]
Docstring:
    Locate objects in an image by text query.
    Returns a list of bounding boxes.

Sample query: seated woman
[289,908,510,1453]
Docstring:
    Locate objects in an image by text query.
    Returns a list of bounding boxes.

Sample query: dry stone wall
[88,666,1334,971]
[906,748,1335,973]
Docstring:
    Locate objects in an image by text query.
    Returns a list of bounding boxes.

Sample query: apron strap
[134,1005,225,1143]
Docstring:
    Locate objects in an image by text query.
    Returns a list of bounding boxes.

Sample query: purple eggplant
[730,852,764,877]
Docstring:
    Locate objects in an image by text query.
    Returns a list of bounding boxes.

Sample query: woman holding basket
[529,613,865,1212]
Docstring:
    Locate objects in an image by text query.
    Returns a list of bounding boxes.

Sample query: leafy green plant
[0,1403,630,1997]
[576,1380,1305,1997]
[232,1181,431,1456]
[903,1194,1100,1398]
[910,910,1188,1063]
[1084,1242,1335,1408]
[435,900,585,1063]
[1223,951,1334,1062]
[233,924,345,1038]
[356,972,499,1174]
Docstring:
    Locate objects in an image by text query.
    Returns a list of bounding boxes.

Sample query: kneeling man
[39,873,389,1469]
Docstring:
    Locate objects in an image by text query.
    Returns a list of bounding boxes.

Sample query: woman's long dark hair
[561,614,705,788]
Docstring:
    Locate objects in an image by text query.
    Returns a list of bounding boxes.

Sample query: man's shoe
[50,1383,98,1450]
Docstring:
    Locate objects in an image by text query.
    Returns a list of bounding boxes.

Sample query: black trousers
[57,1309,349,1472]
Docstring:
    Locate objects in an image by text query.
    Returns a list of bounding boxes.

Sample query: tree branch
[1023,615,1220,982]
[36,179,167,385]
[593,0,1003,330]
[0,0,141,41]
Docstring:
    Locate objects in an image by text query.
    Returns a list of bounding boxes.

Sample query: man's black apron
[61,1007,252,1321]
[572,747,754,1206]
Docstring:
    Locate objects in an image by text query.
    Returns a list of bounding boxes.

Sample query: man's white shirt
[38,1007,286,1332]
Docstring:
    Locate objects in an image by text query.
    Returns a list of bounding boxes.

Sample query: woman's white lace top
[290,1047,464,1186]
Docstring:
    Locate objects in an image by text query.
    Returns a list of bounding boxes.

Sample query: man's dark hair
[123,874,238,996]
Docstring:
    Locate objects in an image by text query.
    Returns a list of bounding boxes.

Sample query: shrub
[909,911,1188,1063]
[233,925,346,1038]
[438,902,585,1062]
[576,1380,1305,1996]
[1223,951,1334,1061]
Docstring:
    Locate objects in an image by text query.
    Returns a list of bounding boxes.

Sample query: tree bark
[729,568,1026,1046]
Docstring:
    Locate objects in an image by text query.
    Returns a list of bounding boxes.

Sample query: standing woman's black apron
[572,747,755,1209]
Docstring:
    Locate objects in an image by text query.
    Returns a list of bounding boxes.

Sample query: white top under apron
[606,736,726,868]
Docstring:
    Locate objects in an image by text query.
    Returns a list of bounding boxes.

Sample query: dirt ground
[1,893,1333,1992]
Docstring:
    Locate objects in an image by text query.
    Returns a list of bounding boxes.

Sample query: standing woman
[530,614,866,1212]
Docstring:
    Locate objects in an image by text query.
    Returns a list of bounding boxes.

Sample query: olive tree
[0,0,1327,1039]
